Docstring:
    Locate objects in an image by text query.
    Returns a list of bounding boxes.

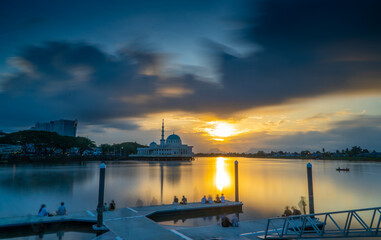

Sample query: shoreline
[1,154,380,164]
[194,154,381,161]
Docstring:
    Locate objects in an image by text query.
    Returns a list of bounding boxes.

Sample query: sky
[0,0,380,153]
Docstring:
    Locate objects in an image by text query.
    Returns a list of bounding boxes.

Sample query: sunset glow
[0,0,380,154]
[205,122,236,140]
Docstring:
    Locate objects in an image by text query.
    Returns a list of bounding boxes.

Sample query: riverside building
[32,119,78,137]
[131,120,194,161]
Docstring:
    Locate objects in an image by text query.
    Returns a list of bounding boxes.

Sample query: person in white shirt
[221,193,225,203]
[38,204,48,217]
[57,202,66,215]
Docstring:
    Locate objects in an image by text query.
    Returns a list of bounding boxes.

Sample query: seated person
[180,195,187,205]
[214,194,221,203]
[38,204,48,217]
[291,206,301,215]
[173,196,179,204]
[57,202,66,216]
[207,195,213,203]
[201,195,207,204]
[232,214,239,227]
[221,193,225,203]
[221,216,232,227]
[282,206,292,217]
[109,200,116,211]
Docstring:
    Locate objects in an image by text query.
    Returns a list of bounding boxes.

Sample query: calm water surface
[0,157,380,238]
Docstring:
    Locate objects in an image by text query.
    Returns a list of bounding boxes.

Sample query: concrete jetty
[0,201,243,239]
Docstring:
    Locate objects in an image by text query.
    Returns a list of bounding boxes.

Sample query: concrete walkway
[105,216,184,240]
[0,201,243,240]
[175,219,275,240]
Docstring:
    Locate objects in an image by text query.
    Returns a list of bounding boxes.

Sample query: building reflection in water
[215,157,231,192]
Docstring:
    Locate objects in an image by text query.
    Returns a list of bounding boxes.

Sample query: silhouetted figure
[291,206,301,215]
[201,195,207,204]
[35,233,44,240]
[214,194,221,203]
[180,195,187,205]
[282,206,292,217]
[221,216,232,227]
[136,198,143,207]
[57,231,64,240]
[207,195,213,203]
[151,197,158,205]
[298,196,307,214]
[173,196,179,204]
[104,202,108,211]
[38,204,48,217]
[57,202,66,215]
[221,193,225,203]
[109,200,116,210]
[232,214,239,227]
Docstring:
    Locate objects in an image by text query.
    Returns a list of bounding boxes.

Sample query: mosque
[131,120,194,161]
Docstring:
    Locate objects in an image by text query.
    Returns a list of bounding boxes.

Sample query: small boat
[336,168,350,171]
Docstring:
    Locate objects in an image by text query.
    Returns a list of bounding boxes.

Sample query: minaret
[160,119,165,146]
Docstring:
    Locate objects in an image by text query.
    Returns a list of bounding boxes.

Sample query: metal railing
[263,206,381,239]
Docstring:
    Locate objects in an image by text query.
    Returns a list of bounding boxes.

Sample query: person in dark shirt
[291,206,301,215]
[283,206,292,217]
[173,196,179,204]
[221,216,232,227]
[180,195,187,205]
[214,194,221,203]
[109,200,116,210]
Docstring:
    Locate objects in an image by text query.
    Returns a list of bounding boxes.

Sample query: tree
[256,151,266,157]
[75,137,96,155]
[55,135,76,154]
[301,150,311,157]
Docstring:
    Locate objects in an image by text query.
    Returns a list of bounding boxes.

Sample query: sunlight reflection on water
[215,157,231,191]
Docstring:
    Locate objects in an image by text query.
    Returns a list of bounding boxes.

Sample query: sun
[206,121,236,138]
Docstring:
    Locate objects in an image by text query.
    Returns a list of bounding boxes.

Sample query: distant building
[32,119,78,137]
[131,120,194,160]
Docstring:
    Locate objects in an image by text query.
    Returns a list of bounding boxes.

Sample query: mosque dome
[166,134,182,145]
[150,142,157,147]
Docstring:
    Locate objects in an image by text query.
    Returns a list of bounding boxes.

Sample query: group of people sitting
[38,200,116,217]
[173,195,188,204]
[201,194,225,204]
[38,202,66,217]
[172,194,226,205]
[104,200,116,211]
[282,206,301,217]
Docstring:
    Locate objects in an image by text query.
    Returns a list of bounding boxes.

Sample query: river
[0,157,380,239]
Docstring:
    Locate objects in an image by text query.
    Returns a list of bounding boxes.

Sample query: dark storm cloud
[257,115,381,151]
[184,0,381,112]
[0,42,159,126]
[1,0,381,130]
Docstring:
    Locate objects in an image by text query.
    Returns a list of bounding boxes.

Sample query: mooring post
[96,163,106,228]
[307,162,315,215]
[235,160,239,202]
